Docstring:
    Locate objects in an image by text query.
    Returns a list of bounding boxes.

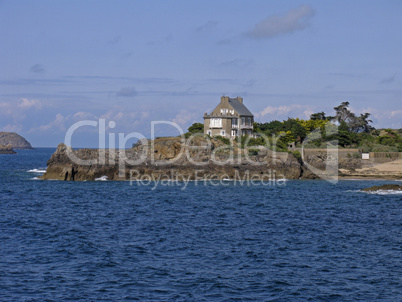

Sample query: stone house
[203,96,254,138]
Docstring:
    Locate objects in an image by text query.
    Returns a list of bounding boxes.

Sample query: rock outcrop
[362,184,402,192]
[0,132,33,149]
[301,153,363,179]
[0,144,16,154]
[42,137,303,181]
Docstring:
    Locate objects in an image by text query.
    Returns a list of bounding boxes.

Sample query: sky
[1,0,401,147]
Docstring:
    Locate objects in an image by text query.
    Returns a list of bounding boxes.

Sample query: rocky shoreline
[40,136,398,181]
[42,138,302,181]
[0,144,16,154]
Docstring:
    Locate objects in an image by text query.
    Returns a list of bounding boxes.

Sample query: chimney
[221,96,229,103]
[237,97,243,104]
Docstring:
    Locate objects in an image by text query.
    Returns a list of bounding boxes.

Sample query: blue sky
[1,0,401,147]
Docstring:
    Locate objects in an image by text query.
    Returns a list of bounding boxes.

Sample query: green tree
[187,123,204,134]
[332,102,374,133]
[310,111,328,121]
[333,101,354,124]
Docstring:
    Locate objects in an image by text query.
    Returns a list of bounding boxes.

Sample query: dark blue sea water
[1,148,401,301]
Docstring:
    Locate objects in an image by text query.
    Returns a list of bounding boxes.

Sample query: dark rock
[0,144,16,154]
[42,138,303,181]
[361,184,402,192]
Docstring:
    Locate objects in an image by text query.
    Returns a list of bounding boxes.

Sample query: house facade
[203,96,254,138]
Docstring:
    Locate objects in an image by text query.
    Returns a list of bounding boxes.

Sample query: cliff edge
[42,137,303,181]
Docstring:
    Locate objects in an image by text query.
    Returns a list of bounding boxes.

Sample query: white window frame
[211,118,222,128]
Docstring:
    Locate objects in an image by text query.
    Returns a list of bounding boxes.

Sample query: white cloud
[37,113,66,132]
[172,109,199,129]
[0,98,42,115]
[2,123,22,132]
[0,99,44,132]
[391,110,402,118]
[72,111,97,120]
[256,104,314,121]
[247,5,315,39]
[18,98,42,109]
[358,107,402,129]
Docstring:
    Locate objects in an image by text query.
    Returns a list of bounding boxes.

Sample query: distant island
[0,132,33,150]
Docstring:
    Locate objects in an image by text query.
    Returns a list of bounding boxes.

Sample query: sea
[0,148,401,301]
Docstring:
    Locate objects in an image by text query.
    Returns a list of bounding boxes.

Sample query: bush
[371,144,398,152]
[291,150,302,160]
[187,123,204,134]
[353,152,360,158]
[248,148,259,156]
[378,135,396,146]
[214,135,230,145]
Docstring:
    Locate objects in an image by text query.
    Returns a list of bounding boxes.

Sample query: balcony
[240,125,253,129]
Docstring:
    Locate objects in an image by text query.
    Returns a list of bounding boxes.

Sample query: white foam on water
[28,169,47,173]
[95,176,108,181]
[361,190,402,195]
[30,177,41,180]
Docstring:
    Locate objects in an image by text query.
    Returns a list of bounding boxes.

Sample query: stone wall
[367,152,402,163]
[301,148,360,159]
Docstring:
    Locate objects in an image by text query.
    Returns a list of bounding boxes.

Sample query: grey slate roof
[229,98,253,116]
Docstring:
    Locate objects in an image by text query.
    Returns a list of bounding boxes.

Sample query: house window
[241,117,245,125]
[207,130,211,136]
[211,118,222,128]
[220,130,225,136]
[247,117,251,125]
[231,118,238,127]
[231,130,237,137]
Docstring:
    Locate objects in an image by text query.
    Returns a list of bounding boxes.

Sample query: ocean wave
[28,169,47,173]
[30,177,41,180]
[95,176,108,181]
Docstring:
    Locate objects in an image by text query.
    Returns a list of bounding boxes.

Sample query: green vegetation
[254,102,401,152]
[214,135,231,145]
[187,123,204,134]
[248,148,259,156]
[185,122,204,138]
